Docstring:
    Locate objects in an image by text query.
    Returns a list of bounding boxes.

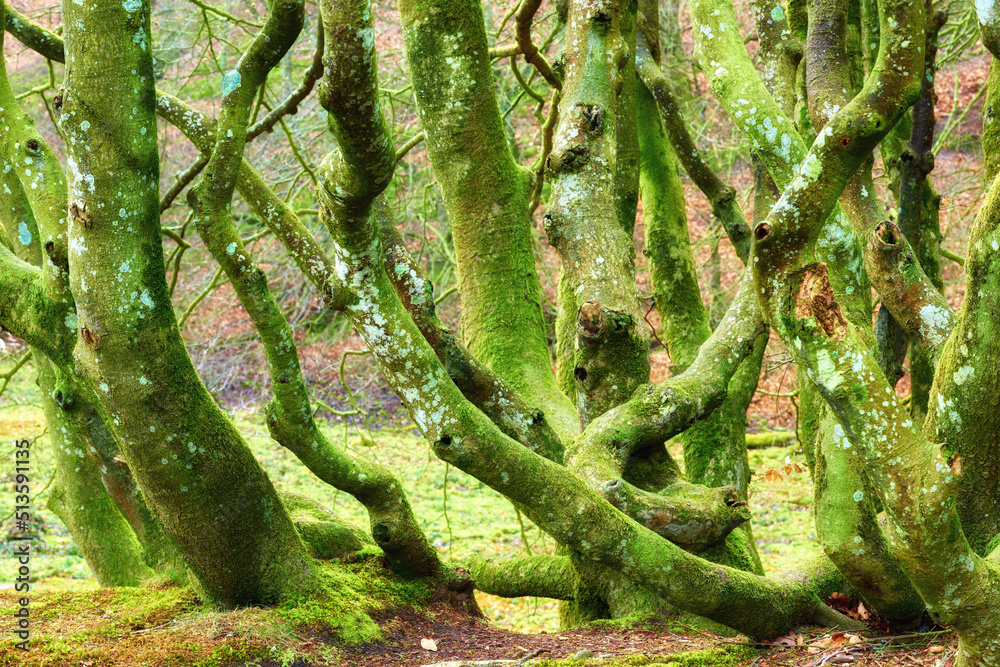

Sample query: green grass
[0,349,822,634]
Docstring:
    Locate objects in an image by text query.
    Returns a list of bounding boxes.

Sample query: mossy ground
[0,556,435,667]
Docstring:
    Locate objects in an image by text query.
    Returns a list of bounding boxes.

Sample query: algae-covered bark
[397,0,576,441]
[800,0,925,625]
[752,0,1000,658]
[924,171,1000,556]
[0,0,186,585]
[320,145,859,641]
[544,0,649,426]
[38,359,156,586]
[8,0,1000,646]
[59,0,314,604]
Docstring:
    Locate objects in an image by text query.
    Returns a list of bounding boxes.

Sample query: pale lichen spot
[976,0,996,26]
[953,365,975,386]
[221,70,242,97]
[919,304,953,347]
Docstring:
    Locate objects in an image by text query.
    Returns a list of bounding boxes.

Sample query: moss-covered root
[397,0,573,436]
[375,200,565,462]
[544,0,649,426]
[37,356,153,586]
[281,492,376,560]
[466,554,577,600]
[267,403,445,579]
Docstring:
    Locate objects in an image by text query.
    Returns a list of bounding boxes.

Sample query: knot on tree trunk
[545,144,590,174]
[870,221,916,269]
[578,301,606,344]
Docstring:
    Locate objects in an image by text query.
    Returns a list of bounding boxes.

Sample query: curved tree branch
[635,37,751,262]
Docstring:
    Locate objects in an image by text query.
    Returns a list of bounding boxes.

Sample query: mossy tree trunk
[0,0,184,586]
[397,0,578,443]
[543,0,650,427]
[751,0,1000,659]
[56,0,315,605]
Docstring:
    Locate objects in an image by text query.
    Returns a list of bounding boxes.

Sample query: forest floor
[0,584,961,667]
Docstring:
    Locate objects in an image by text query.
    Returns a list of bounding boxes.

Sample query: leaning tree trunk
[0,5,185,586]
[37,358,155,586]
[58,0,314,604]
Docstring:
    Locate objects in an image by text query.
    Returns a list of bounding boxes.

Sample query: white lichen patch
[221,70,242,97]
[17,222,31,246]
[918,304,953,348]
[953,365,975,386]
[815,349,844,390]
[976,0,997,26]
